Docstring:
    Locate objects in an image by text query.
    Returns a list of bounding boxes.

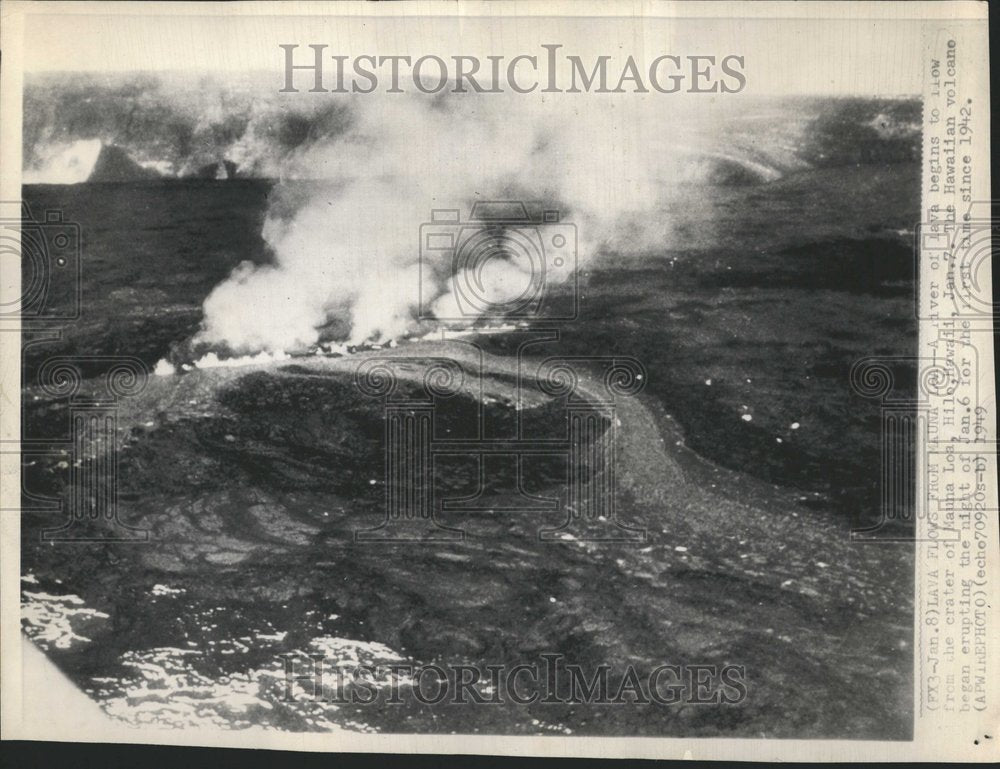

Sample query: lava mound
[97,360,597,570]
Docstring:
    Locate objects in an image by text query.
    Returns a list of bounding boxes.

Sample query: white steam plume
[196,92,725,354]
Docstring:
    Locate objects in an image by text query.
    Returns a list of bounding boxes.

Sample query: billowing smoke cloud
[24,75,921,360]
[196,91,729,353]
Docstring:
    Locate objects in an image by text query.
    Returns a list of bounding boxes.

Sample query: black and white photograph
[1,1,995,762]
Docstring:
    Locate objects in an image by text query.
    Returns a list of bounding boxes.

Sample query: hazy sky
[11,2,959,96]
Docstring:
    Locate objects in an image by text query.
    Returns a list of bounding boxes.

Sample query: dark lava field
[20,160,918,737]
